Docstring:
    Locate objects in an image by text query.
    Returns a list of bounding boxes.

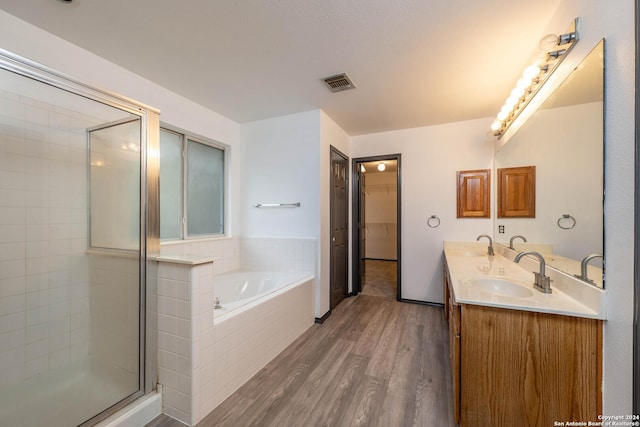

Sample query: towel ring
[427,215,440,228]
[557,214,576,230]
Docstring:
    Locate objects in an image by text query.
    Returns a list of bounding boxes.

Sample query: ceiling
[0,0,564,136]
[361,160,397,174]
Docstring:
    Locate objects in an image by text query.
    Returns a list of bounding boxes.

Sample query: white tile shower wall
[88,254,139,374]
[160,237,240,275]
[240,237,316,274]
[0,89,91,387]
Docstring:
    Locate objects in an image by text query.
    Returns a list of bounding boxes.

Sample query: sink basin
[469,277,534,298]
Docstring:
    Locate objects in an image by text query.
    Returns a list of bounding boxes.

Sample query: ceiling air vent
[322,73,356,93]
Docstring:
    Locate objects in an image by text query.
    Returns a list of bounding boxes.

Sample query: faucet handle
[533,272,552,294]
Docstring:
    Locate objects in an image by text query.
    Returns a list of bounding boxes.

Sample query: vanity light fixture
[490,18,581,137]
[377,162,386,172]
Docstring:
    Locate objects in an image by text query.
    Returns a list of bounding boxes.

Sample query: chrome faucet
[476,234,494,256]
[509,234,527,250]
[514,251,552,294]
[575,253,603,285]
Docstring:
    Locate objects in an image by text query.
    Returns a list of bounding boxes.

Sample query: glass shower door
[0,63,144,426]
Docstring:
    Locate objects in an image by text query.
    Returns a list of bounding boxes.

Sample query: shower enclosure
[0,51,159,426]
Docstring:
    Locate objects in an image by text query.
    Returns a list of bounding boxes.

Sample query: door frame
[330,146,349,310]
[351,154,401,300]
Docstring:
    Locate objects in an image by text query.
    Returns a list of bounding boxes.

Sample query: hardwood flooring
[145,294,455,427]
[360,259,397,300]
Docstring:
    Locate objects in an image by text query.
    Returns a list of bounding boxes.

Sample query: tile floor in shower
[0,357,138,426]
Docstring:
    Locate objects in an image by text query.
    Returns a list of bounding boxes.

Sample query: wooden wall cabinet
[444,267,602,426]
[497,165,536,218]
[456,169,490,218]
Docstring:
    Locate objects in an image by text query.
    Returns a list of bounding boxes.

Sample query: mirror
[494,40,604,287]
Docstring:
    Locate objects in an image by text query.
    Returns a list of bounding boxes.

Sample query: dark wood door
[330,148,348,309]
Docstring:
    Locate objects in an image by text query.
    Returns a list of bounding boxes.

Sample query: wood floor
[360,259,397,300]
[145,294,455,427]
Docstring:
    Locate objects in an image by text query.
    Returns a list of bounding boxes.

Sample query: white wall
[351,118,495,303]
[239,110,321,237]
[364,172,398,260]
[239,110,350,317]
[0,10,243,235]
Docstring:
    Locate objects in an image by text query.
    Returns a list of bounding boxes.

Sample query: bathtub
[212,270,313,321]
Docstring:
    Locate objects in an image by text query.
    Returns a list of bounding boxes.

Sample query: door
[359,171,366,293]
[352,155,402,300]
[330,147,349,309]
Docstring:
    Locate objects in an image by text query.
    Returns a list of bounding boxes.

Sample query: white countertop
[444,242,607,320]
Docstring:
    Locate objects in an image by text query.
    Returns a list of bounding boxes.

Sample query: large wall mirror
[494,39,604,287]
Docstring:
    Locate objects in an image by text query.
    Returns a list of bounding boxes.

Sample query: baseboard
[399,298,444,308]
[315,310,332,324]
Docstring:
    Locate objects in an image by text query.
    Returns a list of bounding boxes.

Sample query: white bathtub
[212,270,313,320]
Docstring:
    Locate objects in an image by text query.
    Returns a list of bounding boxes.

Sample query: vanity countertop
[444,241,606,320]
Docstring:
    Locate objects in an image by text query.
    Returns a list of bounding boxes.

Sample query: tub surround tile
[155,238,316,425]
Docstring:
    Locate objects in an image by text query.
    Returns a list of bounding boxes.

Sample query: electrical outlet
[498,225,505,234]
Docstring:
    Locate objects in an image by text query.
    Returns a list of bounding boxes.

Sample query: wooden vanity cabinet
[444,268,602,426]
[443,259,461,424]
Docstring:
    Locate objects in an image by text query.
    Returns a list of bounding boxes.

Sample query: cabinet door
[449,304,461,425]
[457,169,490,218]
[460,304,601,426]
[497,165,536,218]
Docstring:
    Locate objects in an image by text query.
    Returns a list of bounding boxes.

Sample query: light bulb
[377,163,386,172]
[505,94,519,109]
[360,165,366,173]
[497,110,509,121]
[490,120,502,131]
[539,34,560,52]
[510,87,525,99]
[516,77,533,91]
[523,64,541,80]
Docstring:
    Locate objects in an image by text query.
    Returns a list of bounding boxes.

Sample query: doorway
[330,147,349,310]
[352,155,401,300]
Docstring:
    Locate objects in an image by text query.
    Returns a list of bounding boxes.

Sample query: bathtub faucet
[214,297,222,309]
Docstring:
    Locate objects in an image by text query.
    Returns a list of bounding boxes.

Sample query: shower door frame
[0,48,160,425]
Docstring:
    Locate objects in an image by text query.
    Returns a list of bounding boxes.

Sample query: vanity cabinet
[444,268,602,426]
[444,260,461,424]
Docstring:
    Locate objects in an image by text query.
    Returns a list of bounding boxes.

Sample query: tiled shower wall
[0,89,92,386]
[160,237,240,275]
[159,236,315,275]
[88,253,140,375]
